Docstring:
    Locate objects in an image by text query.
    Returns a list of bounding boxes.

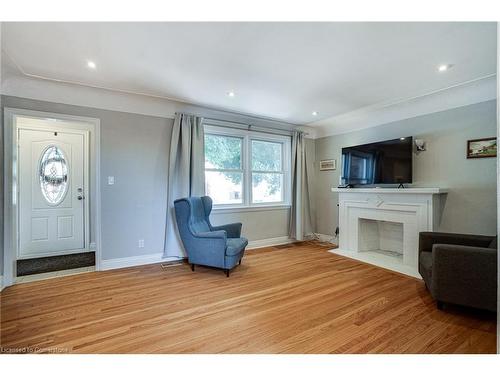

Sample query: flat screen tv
[340,137,413,186]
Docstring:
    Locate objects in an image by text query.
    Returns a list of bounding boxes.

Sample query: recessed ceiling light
[87,60,97,69]
[227,91,235,98]
[312,111,318,116]
[438,64,452,72]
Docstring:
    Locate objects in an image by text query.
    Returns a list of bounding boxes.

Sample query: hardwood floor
[0,241,496,353]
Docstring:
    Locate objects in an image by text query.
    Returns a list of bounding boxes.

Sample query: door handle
[78,195,84,200]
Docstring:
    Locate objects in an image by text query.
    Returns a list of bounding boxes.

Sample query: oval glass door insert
[39,145,69,205]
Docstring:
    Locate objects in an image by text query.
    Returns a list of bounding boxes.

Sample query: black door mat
[17,252,95,276]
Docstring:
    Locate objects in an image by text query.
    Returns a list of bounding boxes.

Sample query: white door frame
[3,108,102,287]
[18,125,89,258]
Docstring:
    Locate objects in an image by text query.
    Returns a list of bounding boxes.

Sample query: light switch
[108,176,115,185]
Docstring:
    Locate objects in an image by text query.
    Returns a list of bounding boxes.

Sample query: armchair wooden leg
[437,301,444,310]
[225,269,230,277]
[191,264,195,272]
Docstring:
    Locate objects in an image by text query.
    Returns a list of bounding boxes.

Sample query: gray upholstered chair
[418,232,497,312]
[174,196,248,277]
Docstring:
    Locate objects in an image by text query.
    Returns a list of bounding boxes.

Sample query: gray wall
[1,95,293,265]
[211,209,290,241]
[315,100,497,237]
[2,94,496,271]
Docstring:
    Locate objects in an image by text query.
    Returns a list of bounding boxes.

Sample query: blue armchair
[174,196,248,276]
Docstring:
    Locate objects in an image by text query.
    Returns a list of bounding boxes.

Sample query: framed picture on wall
[319,159,336,170]
[466,137,497,159]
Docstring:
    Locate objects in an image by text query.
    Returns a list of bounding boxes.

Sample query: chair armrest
[186,230,227,268]
[419,231,494,253]
[432,244,497,307]
[211,223,242,238]
[193,230,227,240]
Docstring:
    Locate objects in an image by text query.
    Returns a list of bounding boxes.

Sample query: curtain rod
[175,111,308,137]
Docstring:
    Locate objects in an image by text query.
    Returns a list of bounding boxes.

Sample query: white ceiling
[1,22,497,126]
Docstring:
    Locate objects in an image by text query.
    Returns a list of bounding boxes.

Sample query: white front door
[19,128,86,258]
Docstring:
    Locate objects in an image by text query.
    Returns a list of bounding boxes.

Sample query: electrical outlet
[138,239,144,248]
[108,176,115,185]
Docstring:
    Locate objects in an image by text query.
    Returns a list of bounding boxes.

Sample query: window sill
[211,204,291,214]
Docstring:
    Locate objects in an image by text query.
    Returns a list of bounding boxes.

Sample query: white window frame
[204,124,291,212]
[204,131,245,206]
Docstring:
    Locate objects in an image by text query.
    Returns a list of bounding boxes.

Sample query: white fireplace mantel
[331,187,448,194]
[329,187,448,278]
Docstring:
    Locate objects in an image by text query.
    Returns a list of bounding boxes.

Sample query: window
[204,125,291,208]
[205,134,243,205]
[251,140,283,203]
[39,145,69,205]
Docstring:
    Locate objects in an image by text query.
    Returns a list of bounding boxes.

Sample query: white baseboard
[247,236,295,249]
[0,275,4,292]
[100,253,180,271]
[100,235,305,271]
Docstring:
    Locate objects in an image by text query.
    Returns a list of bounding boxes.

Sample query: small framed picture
[319,159,336,171]
[467,137,497,159]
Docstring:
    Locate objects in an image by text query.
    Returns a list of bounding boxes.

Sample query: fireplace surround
[329,188,448,277]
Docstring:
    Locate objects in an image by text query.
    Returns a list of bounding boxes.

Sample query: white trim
[3,108,102,288]
[330,187,448,194]
[204,124,292,208]
[100,253,180,271]
[247,236,295,250]
[101,236,297,269]
[0,276,4,292]
[2,68,298,131]
[98,236,297,270]
[15,123,90,260]
[310,75,497,139]
[2,57,493,139]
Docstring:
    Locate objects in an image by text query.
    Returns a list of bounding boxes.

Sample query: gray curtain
[289,131,314,240]
[164,113,205,258]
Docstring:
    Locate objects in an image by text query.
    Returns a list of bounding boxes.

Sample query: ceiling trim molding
[1,71,179,117]
[311,74,497,139]
[3,47,198,107]
[2,49,495,139]
[1,49,299,131]
[1,73,300,131]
